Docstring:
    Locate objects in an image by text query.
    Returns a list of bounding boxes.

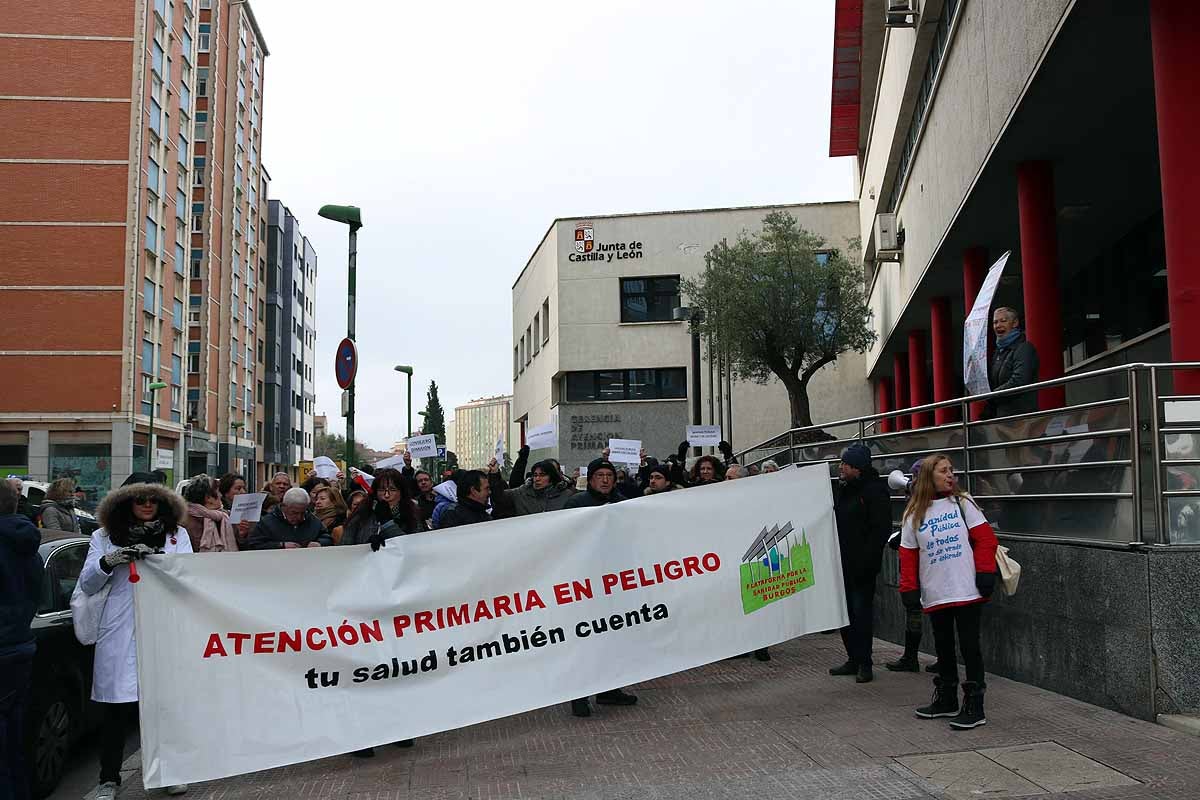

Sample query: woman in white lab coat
[78,481,192,799]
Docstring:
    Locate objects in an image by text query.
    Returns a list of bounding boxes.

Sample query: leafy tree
[421,381,447,441]
[680,212,875,429]
[314,434,348,460]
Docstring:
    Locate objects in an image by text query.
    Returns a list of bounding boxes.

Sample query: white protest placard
[313,456,339,479]
[526,424,556,451]
[407,434,438,459]
[132,466,846,788]
[374,454,406,470]
[154,449,174,470]
[495,436,505,466]
[228,493,267,525]
[963,251,1011,396]
[686,425,722,447]
[607,438,641,465]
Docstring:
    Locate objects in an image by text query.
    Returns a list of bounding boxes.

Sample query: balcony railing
[735,362,1200,548]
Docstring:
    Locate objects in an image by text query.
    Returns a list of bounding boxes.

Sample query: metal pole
[716,348,724,449]
[707,333,715,453]
[691,327,702,458]
[961,399,972,494]
[1128,367,1143,544]
[407,372,412,440]
[346,227,357,468]
[1148,366,1166,544]
[146,396,155,472]
[725,357,734,447]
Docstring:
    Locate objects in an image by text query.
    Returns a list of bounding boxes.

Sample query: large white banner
[133,465,847,788]
[963,250,1011,396]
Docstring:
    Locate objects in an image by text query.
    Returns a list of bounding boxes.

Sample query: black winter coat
[563,488,625,508]
[0,512,44,659]
[246,506,333,549]
[833,467,892,585]
[985,333,1039,418]
[437,498,492,529]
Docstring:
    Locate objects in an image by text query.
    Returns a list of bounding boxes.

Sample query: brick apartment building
[0,0,288,501]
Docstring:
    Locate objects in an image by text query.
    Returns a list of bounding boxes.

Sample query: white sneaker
[166,786,189,796]
[95,782,119,800]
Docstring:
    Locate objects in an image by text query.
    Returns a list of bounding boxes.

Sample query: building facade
[835,0,1198,425]
[0,0,203,497]
[452,396,519,470]
[185,0,269,485]
[264,200,316,475]
[511,204,871,471]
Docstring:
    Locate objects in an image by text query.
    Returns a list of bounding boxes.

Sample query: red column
[1017,161,1065,409]
[908,331,931,428]
[930,297,956,424]
[892,351,910,430]
[963,247,989,420]
[1151,0,1200,394]
[876,377,894,434]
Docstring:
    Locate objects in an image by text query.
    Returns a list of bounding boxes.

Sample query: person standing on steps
[900,454,998,730]
[828,443,892,684]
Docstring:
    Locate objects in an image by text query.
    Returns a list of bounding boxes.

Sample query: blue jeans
[0,653,33,800]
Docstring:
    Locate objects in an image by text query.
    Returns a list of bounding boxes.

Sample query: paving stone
[896,750,1047,798]
[104,635,1200,800]
[980,741,1141,793]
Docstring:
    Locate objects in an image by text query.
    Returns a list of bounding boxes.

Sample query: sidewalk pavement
[101,634,1200,800]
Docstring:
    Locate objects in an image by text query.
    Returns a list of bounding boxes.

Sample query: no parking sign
[335,337,357,389]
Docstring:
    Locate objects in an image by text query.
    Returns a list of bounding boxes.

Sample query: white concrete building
[511,203,872,469]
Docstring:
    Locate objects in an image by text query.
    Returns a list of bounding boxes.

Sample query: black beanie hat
[840,443,872,471]
[648,463,670,481]
[586,458,616,479]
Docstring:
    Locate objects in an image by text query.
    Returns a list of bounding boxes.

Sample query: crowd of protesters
[0,430,1001,799]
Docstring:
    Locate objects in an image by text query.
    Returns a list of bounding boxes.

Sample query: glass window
[175,189,185,220]
[172,354,182,384]
[542,298,550,343]
[525,326,533,363]
[182,30,193,62]
[149,99,162,136]
[620,276,680,323]
[173,299,184,330]
[563,368,687,402]
[49,444,112,507]
[198,32,209,51]
[142,338,154,373]
[142,279,155,313]
[39,542,88,614]
[180,81,191,113]
[152,41,164,76]
[147,157,160,196]
[196,67,208,95]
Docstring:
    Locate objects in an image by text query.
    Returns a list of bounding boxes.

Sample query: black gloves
[976,572,996,598]
[900,590,921,610]
[368,531,387,552]
[372,500,393,524]
[101,544,154,573]
[677,441,689,461]
[519,445,530,459]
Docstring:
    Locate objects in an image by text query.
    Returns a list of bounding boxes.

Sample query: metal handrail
[735,361,1200,457]
[734,361,1200,547]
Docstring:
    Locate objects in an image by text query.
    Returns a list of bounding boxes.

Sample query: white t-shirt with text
[900,496,985,609]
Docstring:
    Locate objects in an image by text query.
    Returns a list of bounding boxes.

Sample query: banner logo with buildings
[739,521,815,614]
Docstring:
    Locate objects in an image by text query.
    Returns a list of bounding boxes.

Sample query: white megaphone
[887,469,911,492]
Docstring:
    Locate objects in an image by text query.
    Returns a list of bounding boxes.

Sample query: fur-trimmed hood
[98,482,187,529]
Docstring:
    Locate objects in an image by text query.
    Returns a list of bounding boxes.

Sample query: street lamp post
[318,204,363,467]
[230,420,245,474]
[146,381,168,472]
[672,307,705,456]
[394,365,414,441]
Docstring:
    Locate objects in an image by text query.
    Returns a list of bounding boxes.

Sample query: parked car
[20,479,99,536]
[25,531,101,798]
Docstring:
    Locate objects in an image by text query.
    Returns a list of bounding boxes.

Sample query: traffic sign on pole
[335,337,358,390]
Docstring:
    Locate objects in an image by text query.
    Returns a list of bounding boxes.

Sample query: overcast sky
[251,0,853,451]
